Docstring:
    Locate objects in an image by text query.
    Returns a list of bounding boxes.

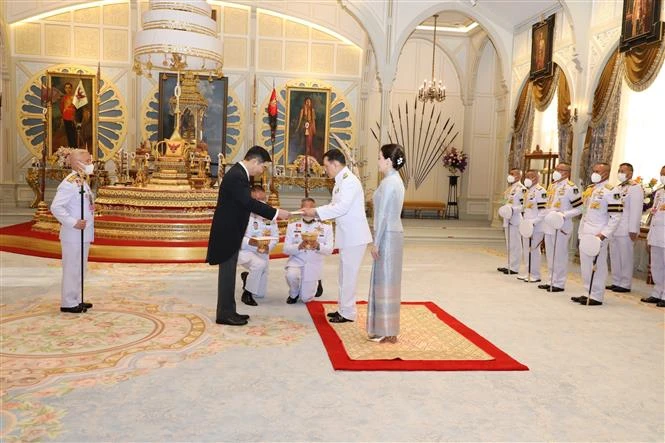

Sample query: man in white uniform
[607,162,644,293]
[497,168,525,275]
[641,165,665,308]
[50,149,95,313]
[284,198,334,304]
[238,185,279,306]
[538,162,583,292]
[518,170,548,283]
[571,163,622,306]
[302,149,372,323]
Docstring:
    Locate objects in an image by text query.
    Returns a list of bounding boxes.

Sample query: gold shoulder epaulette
[65,172,81,183]
[567,179,575,186]
[604,183,613,190]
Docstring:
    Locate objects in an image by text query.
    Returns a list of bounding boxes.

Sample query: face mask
[524,178,533,188]
[661,175,665,185]
[552,171,562,182]
[591,172,602,184]
[82,163,94,175]
[617,172,627,183]
[506,175,516,184]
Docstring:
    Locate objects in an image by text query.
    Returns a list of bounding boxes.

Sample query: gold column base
[268,178,280,207]
[33,201,50,222]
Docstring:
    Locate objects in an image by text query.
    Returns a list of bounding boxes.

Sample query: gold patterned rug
[307,301,528,371]
[0,289,309,442]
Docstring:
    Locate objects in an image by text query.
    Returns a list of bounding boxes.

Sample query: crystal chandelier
[418,14,446,103]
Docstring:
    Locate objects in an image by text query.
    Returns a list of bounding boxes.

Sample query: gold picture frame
[47,71,98,159]
[284,86,331,165]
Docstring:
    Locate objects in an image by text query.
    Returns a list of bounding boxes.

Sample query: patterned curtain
[556,68,573,164]
[623,38,665,92]
[532,65,560,112]
[509,82,535,169]
[580,50,623,185]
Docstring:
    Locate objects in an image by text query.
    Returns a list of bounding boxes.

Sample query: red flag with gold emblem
[267,87,277,141]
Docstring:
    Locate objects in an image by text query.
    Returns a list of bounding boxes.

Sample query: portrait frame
[158,73,228,174]
[47,71,98,159]
[530,14,555,80]
[619,0,663,52]
[284,86,331,166]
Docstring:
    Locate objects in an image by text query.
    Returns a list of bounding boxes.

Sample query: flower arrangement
[442,148,468,175]
[636,176,660,212]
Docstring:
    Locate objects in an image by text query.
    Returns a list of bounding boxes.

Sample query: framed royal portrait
[284,86,331,165]
[158,73,228,175]
[619,0,663,52]
[530,14,555,80]
[47,72,97,158]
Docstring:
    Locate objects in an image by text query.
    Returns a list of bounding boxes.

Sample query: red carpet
[307,301,529,371]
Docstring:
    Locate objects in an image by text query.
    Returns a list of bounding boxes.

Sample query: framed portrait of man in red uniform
[47,72,97,158]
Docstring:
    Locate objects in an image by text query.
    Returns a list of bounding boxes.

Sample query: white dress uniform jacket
[647,189,665,301]
[542,179,582,289]
[501,182,525,272]
[50,171,95,308]
[578,181,623,302]
[521,184,548,280]
[316,166,372,248]
[315,166,371,321]
[50,172,95,243]
[609,180,644,289]
[237,213,279,298]
[283,219,334,302]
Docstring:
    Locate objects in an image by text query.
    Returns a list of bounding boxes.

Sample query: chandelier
[418,14,446,103]
[133,0,224,79]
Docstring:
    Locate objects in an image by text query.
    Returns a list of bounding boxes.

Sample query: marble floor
[1,212,664,442]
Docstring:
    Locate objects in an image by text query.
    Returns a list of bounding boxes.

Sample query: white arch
[403,36,465,100]
[392,4,512,96]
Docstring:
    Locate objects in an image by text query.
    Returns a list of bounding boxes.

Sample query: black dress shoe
[605,284,616,290]
[581,299,602,306]
[60,305,86,313]
[641,296,662,303]
[234,313,250,320]
[497,267,508,273]
[538,284,551,290]
[548,287,564,292]
[241,290,258,306]
[315,280,323,297]
[286,295,299,304]
[571,296,587,303]
[657,300,665,308]
[329,312,353,323]
[612,286,630,293]
[327,311,339,318]
[216,316,248,326]
[81,302,93,309]
[241,271,248,290]
[505,270,518,275]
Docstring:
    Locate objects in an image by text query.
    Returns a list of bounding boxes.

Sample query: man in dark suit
[207,146,289,326]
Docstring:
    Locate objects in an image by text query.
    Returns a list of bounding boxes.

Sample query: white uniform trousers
[649,246,665,300]
[237,250,269,298]
[609,236,635,289]
[522,232,544,280]
[504,224,522,272]
[544,230,570,289]
[337,243,367,321]
[580,239,609,302]
[285,266,318,303]
[61,240,90,308]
